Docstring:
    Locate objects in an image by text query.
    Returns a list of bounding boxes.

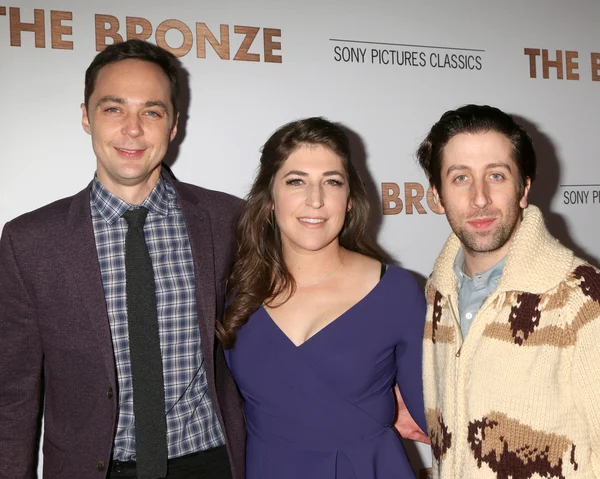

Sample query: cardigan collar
[429,205,574,298]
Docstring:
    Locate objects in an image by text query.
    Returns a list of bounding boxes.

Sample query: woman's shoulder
[343,253,420,283]
[377,265,427,330]
[378,264,426,310]
[383,263,422,285]
[343,254,423,295]
[343,252,382,285]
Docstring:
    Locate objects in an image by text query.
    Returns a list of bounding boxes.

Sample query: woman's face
[271,144,350,256]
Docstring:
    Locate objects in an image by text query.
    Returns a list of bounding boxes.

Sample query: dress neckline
[262,264,392,348]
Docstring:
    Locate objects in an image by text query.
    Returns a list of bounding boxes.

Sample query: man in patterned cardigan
[418,104,600,478]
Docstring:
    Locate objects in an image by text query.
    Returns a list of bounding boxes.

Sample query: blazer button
[96,460,105,471]
[106,388,113,399]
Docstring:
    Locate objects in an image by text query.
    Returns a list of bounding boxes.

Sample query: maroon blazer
[0,177,246,479]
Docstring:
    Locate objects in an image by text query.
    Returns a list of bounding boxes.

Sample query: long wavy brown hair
[216,117,384,349]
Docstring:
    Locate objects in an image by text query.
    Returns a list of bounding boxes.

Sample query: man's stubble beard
[445,200,522,258]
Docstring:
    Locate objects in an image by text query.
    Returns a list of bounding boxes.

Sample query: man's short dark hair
[84,39,180,119]
[417,104,537,194]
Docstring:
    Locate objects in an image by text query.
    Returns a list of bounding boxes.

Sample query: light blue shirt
[453,249,505,338]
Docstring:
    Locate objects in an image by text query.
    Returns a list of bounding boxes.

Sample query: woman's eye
[326,179,344,187]
[285,178,303,186]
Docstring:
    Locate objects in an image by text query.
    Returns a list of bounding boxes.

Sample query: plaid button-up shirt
[90,174,225,461]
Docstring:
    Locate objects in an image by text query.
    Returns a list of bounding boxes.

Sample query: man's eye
[454,175,468,183]
[105,107,120,113]
[490,173,504,181]
[146,110,162,118]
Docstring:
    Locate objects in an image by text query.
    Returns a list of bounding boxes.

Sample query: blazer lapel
[178,191,217,365]
[64,186,116,386]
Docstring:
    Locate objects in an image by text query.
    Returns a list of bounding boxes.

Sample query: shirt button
[106,388,113,399]
[465,312,473,320]
[96,460,105,471]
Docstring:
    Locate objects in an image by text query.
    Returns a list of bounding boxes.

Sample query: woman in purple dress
[217,118,427,478]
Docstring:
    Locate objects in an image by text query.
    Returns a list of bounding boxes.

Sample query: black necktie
[123,207,168,479]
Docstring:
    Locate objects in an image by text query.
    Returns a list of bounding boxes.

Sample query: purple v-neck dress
[225,264,427,478]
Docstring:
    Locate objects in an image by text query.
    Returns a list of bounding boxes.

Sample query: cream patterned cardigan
[423,205,600,478]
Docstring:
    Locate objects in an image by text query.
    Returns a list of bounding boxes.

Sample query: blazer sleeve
[0,223,44,478]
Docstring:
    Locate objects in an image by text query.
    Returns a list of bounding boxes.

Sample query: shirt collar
[90,173,170,225]
[453,248,506,291]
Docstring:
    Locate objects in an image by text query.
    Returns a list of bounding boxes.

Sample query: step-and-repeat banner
[1,1,599,476]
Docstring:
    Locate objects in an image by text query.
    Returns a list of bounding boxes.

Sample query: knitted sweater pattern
[423,205,600,479]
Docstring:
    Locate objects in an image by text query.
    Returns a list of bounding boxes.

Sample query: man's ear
[519,177,532,209]
[169,113,179,142]
[432,186,446,214]
[81,103,91,135]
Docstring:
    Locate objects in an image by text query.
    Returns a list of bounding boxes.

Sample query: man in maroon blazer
[0,40,245,478]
